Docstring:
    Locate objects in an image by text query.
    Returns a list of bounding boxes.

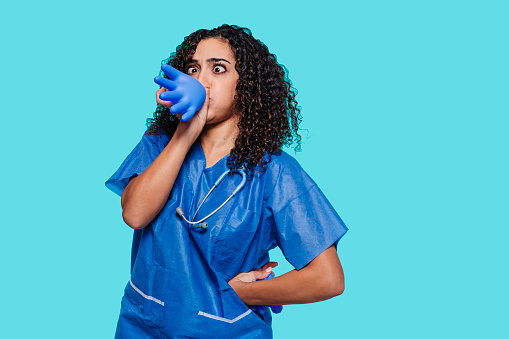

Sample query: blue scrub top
[106,129,348,338]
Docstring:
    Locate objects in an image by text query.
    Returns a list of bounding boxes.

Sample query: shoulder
[268,150,315,187]
[142,127,170,149]
[259,150,305,174]
[272,151,307,173]
[258,150,317,204]
[144,127,170,141]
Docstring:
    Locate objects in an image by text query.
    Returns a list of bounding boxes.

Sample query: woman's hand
[156,86,210,142]
[154,64,211,141]
[224,246,344,306]
[156,87,172,110]
[228,262,278,300]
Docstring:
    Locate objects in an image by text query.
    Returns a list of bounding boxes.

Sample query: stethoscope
[176,169,247,229]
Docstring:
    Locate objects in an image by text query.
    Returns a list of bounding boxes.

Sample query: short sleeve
[267,155,348,270]
[105,130,169,196]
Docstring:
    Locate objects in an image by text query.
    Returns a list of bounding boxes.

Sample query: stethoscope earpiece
[176,168,246,229]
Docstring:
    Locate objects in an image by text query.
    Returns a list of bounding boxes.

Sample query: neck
[199,116,240,168]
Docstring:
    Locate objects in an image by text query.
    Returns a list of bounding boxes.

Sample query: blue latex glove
[154,64,206,122]
[250,273,283,315]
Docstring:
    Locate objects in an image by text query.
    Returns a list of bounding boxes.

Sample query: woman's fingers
[259,262,278,272]
[193,87,210,121]
[230,261,278,289]
[251,267,273,280]
[234,266,273,283]
[156,87,172,109]
[155,87,166,97]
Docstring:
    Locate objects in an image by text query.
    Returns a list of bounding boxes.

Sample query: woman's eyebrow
[188,58,232,64]
[208,58,231,64]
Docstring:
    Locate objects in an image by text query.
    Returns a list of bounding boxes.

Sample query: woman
[106,24,348,338]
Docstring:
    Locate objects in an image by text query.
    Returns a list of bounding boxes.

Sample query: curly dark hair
[146,24,302,173]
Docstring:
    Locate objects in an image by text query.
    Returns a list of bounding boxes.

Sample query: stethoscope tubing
[176,169,247,229]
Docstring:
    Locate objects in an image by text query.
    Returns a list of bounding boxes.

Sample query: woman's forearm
[121,128,198,229]
[235,246,345,305]
[238,269,333,305]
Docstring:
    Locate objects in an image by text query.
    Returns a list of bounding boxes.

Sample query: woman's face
[185,37,239,124]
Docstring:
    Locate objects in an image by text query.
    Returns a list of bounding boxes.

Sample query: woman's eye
[213,65,226,73]
[186,66,198,75]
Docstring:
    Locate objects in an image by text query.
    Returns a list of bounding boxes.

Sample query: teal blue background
[1,0,507,337]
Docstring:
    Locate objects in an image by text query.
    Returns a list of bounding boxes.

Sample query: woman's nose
[197,71,210,89]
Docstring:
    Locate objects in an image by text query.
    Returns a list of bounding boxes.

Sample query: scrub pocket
[195,286,272,338]
[115,279,164,338]
[195,310,267,338]
[212,206,256,264]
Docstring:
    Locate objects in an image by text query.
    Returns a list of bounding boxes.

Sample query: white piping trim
[129,278,165,306]
[198,309,252,323]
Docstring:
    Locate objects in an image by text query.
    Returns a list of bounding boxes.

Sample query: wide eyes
[213,65,226,73]
[186,66,198,75]
[185,64,227,75]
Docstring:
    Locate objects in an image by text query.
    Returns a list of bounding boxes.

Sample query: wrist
[238,281,258,305]
[174,123,201,145]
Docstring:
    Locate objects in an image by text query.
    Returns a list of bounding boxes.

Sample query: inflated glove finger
[269,304,283,314]
[154,76,177,91]
[159,90,181,103]
[169,100,189,115]
[160,63,182,79]
[252,304,264,315]
[181,108,197,122]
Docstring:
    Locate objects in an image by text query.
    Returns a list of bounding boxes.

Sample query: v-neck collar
[196,141,230,172]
